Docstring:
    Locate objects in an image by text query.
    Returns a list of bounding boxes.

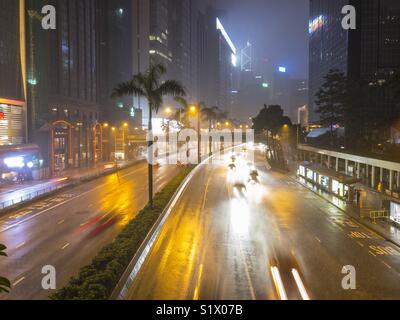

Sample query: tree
[252,104,291,136]
[315,69,347,146]
[200,104,219,155]
[0,244,10,293]
[112,63,186,206]
[174,96,191,128]
[201,104,219,129]
[386,71,400,103]
[252,104,292,161]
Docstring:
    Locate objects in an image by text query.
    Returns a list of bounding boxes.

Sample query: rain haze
[207,0,310,120]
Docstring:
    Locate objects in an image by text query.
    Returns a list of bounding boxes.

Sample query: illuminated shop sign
[309,15,325,34]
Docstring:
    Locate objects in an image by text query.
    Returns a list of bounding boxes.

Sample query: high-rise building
[290,79,309,123]
[98,0,142,128]
[197,8,219,108]
[0,0,27,146]
[216,17,237,113]
[309,0,400,122]
[26,0,102,174]
[272,67,291,116]
[168,0,199,102]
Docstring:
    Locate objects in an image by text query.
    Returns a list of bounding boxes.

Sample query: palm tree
[0,244,10,293]
[201,104,219,156]
[216,110,229,125]
[112,63,186,206]
[174,96,191,128]
[201,104,219,130]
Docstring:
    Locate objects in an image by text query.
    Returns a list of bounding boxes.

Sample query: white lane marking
[61,243,70,250]
[193,264,204,300]
[369,251,377,257]
[381,261,392,269]
[57,219,65,225]
[0,165,146,233]
[15,241,26,249]
[270,266,287,300]
[291,268,310,300]
[12,276,25,286]
[356,241,364,247]
[315,237,321,243]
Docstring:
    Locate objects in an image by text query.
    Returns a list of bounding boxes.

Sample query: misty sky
[209,0,309,80]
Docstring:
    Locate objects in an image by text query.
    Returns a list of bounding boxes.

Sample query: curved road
[0,161,181,300]
[126,147,400,300]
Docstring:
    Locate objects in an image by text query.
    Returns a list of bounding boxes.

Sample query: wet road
[0,161,181,300]
[126,147,400,300]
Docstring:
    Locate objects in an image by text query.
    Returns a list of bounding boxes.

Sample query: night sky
[208,0,309,80]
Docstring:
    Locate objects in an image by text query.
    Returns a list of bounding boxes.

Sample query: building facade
[0,0,27,146]
[26,0,102,174]
[309,0,400,122]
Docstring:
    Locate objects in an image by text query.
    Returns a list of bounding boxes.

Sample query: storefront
[298,163,358,200]
[0,144,41,182]
[0,100,26,145]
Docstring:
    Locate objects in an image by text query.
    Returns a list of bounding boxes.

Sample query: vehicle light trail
[270,266,287,300]
[291,268,310,300]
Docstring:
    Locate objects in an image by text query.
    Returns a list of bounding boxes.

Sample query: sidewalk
[286,156,400,247]
[0,158,144,211]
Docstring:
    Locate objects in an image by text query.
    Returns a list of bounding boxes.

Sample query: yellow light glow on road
[270,266,287,300]
[291,268,310,300]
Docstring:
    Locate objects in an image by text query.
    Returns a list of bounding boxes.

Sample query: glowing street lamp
[165,107,172,115]
[189,104,201,163]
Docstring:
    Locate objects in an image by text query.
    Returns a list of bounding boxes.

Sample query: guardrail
[370,210,388,224]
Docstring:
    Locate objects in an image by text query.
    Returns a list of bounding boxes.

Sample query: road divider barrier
[50,165,194,300]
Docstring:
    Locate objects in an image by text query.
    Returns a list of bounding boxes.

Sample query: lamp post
[164,107,172,158]
[123,122,128,161]
[190,105,201,164]
[112,127,117,162]
[103,123,109,161]
[112,127,120,183]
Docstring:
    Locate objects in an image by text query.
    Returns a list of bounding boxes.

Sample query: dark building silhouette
[26,0,102,174]
[309,0,400,122]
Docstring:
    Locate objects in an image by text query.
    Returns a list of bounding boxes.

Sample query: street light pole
[197,108,201,164]
[190,105,201,164]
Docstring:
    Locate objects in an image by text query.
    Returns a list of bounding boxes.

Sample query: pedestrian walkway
[286,156,400,247]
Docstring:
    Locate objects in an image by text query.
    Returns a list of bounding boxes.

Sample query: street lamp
[121,123,129,160]
[165,107,172,115]
[163,107,173,158]
[190,105,201,164]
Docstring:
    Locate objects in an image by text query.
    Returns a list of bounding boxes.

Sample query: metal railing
[0,159,143,212]
[369,210,388,224]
